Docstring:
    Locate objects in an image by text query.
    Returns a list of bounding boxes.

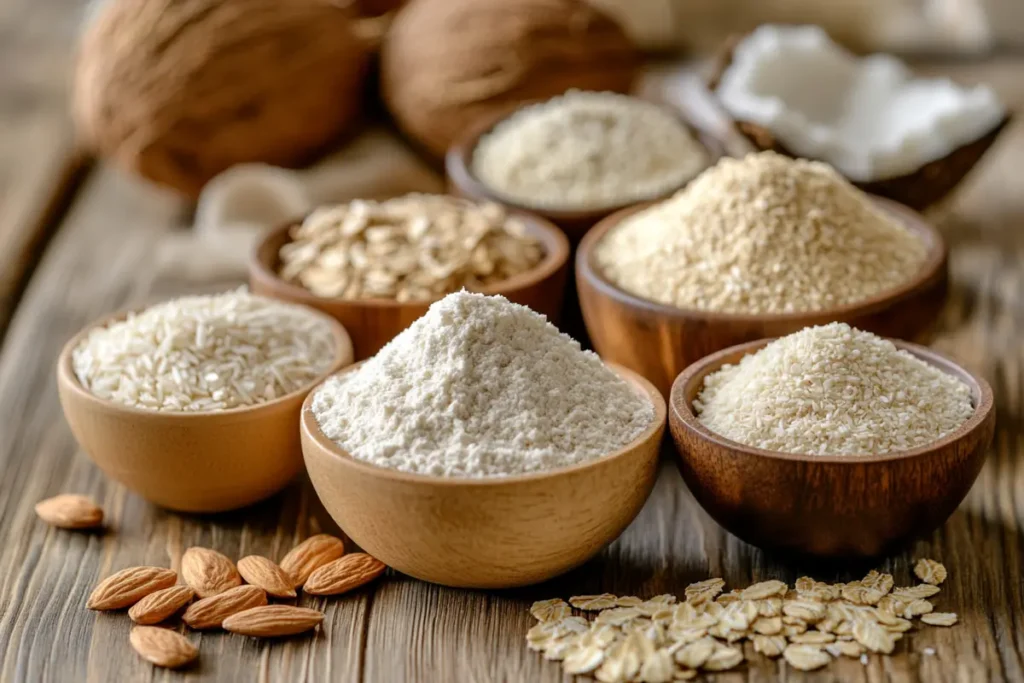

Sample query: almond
[237,555,297,598]
[222,605,324,637]
[87,566,178,610]
[129,626,198,669]
[34,494,104,529]
[128,585,195,624]
[181,547,241,598]
[303,553,386,596]
[279,534,345,588]
[182,585,267,630]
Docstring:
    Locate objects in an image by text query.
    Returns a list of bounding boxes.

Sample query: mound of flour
[311,292,653,477]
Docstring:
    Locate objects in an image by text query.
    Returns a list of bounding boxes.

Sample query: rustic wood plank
[1,58,1023,683]
[0,0,91,334]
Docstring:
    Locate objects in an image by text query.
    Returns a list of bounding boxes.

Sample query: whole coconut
[74,0,371,197]
[381,0,641,158]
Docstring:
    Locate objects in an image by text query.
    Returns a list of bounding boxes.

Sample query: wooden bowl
[249,208,570,361]
[445,104,724,244]
[56,306,354,513]
[577,195,949,397]
[668,338,995,557]
[300,362,666,588]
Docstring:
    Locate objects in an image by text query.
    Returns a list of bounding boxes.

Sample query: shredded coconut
[73,289,337,412]
[595,151,928,314]
[471,90,708,211]
[693,323,974,456]
[311,291,654,477]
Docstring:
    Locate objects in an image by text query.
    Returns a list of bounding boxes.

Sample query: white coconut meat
[715,25,1005,181]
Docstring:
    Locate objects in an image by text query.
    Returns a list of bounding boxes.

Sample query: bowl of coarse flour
[300,291,667,588]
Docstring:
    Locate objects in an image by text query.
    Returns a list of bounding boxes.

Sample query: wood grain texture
[0,58,1023,682]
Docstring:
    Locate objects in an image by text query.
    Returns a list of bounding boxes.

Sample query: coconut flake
[715,25,1005,181]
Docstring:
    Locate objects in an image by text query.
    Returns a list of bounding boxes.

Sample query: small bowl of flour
[446,91,719,242]
[300,291,666,588]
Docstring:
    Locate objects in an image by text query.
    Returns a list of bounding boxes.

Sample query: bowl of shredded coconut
[668,324,994,557]
[446,91,720,242]
[57,289,353,512]
[576,151,949,396]
[300,291,666,588]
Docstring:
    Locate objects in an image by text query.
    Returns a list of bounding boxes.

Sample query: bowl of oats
[668,325,994,557]
[249,193,570,360]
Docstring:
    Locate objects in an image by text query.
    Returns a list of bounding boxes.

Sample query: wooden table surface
[2,4,1024,682]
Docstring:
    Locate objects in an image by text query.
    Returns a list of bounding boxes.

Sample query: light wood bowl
[669,338,995,557]
[300,362,667,588]
[445,102,724,244]
[577,195,949,397]
[56,305,354,513]
[249,206,570,361]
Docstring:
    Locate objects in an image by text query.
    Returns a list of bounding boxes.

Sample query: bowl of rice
[57,289,353,513]
[668,324,995,557]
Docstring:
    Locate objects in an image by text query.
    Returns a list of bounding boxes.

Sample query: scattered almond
[128,586,195,625]
[182,585,267,630]
[222,605,324,637]
[129,626,198,669]
[181,547,241,598]
[279,534,345,588]
[34,494,104,529]
[237,555,297,599]
[303,553,386,596]
[87,567,178,610]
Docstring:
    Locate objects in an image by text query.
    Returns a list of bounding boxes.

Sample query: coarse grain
[694,323,974,455]
[72,289,336,412]
[311,291,653,477]
[595,151,928,314]
[472,91,708,211]
[278,194,544,301]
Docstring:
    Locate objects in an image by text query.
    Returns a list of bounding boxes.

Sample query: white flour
[311,292,654,477]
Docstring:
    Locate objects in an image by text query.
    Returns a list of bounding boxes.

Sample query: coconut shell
[74,0,372,198]
[707,33,1010,211]
[380,0,641,159]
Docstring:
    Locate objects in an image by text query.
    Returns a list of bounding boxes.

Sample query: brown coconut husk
[707,33,1011,211]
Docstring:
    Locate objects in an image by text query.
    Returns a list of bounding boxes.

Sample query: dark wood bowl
[668,338,995,557]
[707,32,1012,211]
[249,207,570,361]
[576,195,948,397]
[444,102,724,244]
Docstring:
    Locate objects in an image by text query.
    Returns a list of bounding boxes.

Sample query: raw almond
[181,547,241,598]
[303,553,386,596]
[182,585,267,630]
[128,586,195,624]
[237,555,296,598]
[87,566,178,610]
[222,605,324,637]
[129,626,198,669]
[34,494,104,529]
[279,534,345,588]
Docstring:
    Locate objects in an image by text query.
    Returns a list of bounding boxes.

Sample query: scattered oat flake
[572,594,619,611]
[741,580,787,600]
[564,645,605,674]
[753,634,788,658]
[684,579,724,605]
[903,599,934,618]
[914,559,948,586]
[531,598,570,622]
[789,631,836,644]
[702,645,743,671]
[639,649,674,683]
[595,607,643,626]
[853,618,897,654]
[921,612,958,627]
[783,600,827,622]
[892,584,941,600]
[752,616,783,635]
[784,644,832,671]
[826,641,866,658]
[616,596,643,607]
[674,638,716,669]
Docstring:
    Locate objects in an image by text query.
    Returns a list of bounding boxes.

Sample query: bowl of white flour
[300,292,666,588]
